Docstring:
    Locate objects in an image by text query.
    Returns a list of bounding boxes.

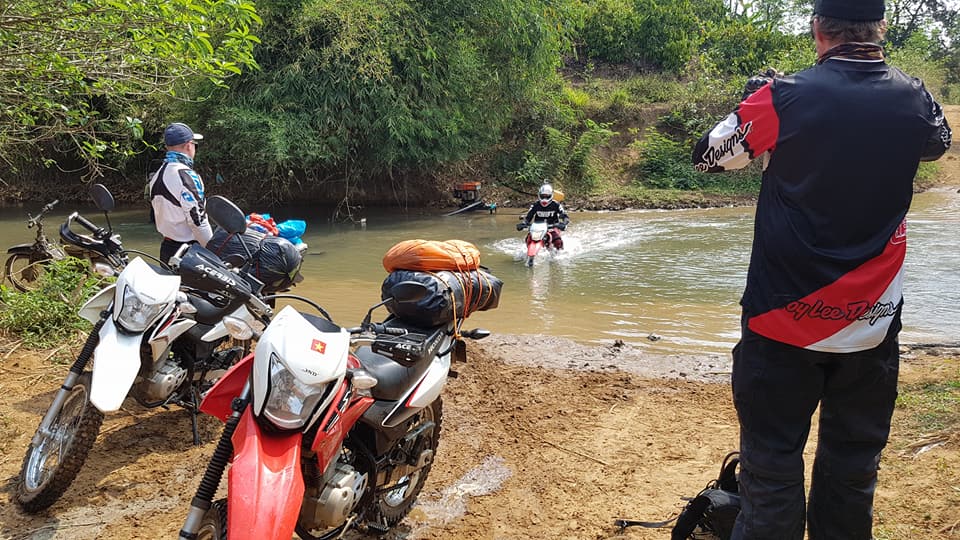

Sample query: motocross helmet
[538,184,554,206]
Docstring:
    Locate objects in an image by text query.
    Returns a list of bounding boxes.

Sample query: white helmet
[538,184,554,205]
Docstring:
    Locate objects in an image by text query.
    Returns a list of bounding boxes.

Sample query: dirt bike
[4,185,132,291]
[177,242,492,539]
[4,199,66,291]
[14,196,272,513]
[518,219,565,267]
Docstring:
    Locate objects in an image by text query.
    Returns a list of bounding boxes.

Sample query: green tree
[0,0,261,173]
[194,0,572,201]
[577,0,702,71]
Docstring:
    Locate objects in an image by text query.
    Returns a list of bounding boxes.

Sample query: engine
[300,461,367,530]
[134,358,187,402]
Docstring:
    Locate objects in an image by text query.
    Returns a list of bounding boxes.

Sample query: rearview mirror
[90,184,115,212]
[207,196,247,235]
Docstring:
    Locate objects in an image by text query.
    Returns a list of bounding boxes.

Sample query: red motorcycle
[518,219,565,267]
[177,263,492,539]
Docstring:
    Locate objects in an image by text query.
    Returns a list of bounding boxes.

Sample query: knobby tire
[15,372,104,513]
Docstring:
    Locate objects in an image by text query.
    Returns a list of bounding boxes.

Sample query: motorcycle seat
[353,346,434,401]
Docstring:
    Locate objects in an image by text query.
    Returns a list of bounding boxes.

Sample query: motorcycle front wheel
[16,372,104,512]
[378,398,443,525]
[5,254,49,292]
[197,499,228,540]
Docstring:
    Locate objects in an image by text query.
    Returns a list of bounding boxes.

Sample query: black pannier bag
[381,268,503,327]
[205,228,303,293]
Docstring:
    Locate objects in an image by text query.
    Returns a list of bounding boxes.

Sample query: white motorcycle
[14,196,271,513]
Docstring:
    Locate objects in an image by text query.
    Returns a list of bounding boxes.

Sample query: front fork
[179,382,250,539]
[30,316,106,446]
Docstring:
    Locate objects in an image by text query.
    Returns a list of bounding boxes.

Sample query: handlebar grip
[379,325,408,336]
[75,214,100,234]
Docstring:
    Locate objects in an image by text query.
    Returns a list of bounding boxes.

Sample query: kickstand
[189,386,201,446]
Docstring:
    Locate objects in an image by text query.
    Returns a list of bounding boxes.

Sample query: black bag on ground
[381,268,503,327]
[614,451,741,540]
[205,228,303,293]
[671,451,741,540]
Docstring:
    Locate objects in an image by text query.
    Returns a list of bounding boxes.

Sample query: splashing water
[410,455,513,529]
[489,215,668,265]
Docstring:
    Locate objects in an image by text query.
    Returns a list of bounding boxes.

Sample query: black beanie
[814,0,885,21]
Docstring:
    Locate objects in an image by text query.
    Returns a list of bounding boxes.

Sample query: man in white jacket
[148,122,214,264]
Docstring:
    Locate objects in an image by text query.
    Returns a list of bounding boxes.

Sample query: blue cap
[163,122,203,146]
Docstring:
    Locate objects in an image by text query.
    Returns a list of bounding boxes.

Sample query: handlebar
[27,200,60,228]
[346,323,408,336]
[73,213,101,235]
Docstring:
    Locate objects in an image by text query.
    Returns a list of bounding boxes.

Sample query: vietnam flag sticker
[311,339,327,355]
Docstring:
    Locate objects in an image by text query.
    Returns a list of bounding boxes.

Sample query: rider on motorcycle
[517,184,570,249]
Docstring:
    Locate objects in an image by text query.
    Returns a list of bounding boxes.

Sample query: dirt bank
[0,335,957,540]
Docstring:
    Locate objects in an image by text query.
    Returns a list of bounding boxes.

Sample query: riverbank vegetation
[0,258,101,348]
[1,0,957,212]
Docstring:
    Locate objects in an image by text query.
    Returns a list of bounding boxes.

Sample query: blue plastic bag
[276,219,306,239]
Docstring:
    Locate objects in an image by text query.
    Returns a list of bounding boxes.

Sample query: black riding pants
[730,321,900,540]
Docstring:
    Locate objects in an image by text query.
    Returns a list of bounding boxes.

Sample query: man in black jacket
[517,184,569,249]
[691,0,951,538]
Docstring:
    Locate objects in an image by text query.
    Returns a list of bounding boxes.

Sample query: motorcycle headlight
[115,285,170,332]
[263,353,331,430]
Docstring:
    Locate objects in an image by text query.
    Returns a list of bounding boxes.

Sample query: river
[1,189,958,356]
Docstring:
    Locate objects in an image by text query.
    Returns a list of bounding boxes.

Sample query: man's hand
[516,222,527,231]
[741,68,782,101]
[556,222,567,231]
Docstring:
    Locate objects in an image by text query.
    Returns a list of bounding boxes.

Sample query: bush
[700,20,806,76]
[577,0,701,72]
[633,128,707,189]
[888,34,948,100]
[510,119,616,192]
[633,127,761,192]
[0,258,102,348]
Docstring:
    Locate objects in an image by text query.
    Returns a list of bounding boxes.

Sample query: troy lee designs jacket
[692,58,951,352]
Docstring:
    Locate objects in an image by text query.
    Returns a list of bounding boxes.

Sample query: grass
[896,379,960,433]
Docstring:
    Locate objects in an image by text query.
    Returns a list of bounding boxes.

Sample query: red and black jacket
[693,58,951,352]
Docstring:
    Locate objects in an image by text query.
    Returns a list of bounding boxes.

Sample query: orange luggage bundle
[382,239,481,273]
[381,239,502,327]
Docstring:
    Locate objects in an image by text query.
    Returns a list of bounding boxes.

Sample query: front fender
[526,239,542,258]
[89,318,143,412]
[228,409,304,540]
[6,244,34,255]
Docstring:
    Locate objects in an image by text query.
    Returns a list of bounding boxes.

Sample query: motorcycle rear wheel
[378,398,443,525]
[5,254,49,292]
[16,372,104,512]
[197,498,228,540]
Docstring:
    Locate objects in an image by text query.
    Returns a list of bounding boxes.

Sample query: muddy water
[0,189,958,356]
